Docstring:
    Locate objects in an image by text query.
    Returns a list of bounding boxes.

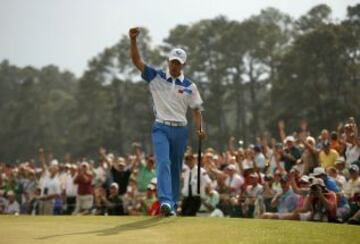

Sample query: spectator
[74,162,93,215]
[319,141,339,169]
[102,183,125,215]
[181,154,211,216]
[281,136,302,172]
[335,157,350,179]
[261,174,299,219]
[312,167,350,221]
[254,145,266,172]
[327,167,346,190]
[39,162,61,215]
[199,184,221,217]
[242,173,264,218]
[300,136,319,175]
[4,191,20,215]
[136,155,156,193]
[344,165,360,200]
[64,164,78,215]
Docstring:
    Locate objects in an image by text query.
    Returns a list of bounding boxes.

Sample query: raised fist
[129,27,140,39]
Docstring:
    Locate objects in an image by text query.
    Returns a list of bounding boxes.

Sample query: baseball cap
[226,164,236,171]
[169,48,187,64]
[147,184,156,191]
[110,182,119,189]
[311,167,326,177]
[285,136,295,143]
[350,164,359,173]
[310,178,326,187]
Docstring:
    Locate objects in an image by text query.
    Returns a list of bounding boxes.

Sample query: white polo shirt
[181,164,211,197]
[142,65,203,124]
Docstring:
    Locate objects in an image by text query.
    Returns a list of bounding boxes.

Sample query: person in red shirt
[74,162,93,214]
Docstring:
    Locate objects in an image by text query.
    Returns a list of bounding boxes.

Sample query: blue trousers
[152,122,188,211]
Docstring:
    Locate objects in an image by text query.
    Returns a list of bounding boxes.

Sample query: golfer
[129,27,205,216]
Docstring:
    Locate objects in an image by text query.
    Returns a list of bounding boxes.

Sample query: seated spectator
[327,167,346,190]
[262,175,276,212]
[242,173,264,218]
[302,178,337,222]
[4,191,20,215]
[261,174,299,219]
[344,165,360,200]
[102,183,125,215]
[312,167,350,221]
[335,157,350,180]
[199,184,221,217]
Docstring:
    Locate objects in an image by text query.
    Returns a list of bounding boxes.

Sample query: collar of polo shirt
[166,68,185,82]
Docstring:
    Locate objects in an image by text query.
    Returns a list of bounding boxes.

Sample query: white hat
[168,48,187,64]
[226,164,236,171]
[147,184,156,191]
[50,159,59,167]
[150,177,157,186]
[285,136,295,143]
[311,167,326,176]
[110,182,119,189]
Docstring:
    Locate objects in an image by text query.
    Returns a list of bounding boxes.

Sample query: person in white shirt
[224,164,244,196]
[5,191,20,215]
[64,164,78,214]
[39,164,61,215]
[181,154,211,216]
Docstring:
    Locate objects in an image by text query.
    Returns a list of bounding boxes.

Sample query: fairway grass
[0,216,359,244]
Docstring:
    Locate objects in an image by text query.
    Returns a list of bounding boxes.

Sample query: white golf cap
[285,136,296,143]
[168,48,187,64]
[311,167,327,176]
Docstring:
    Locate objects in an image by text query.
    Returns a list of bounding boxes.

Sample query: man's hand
[197,130,206,140]
[129,27,140,39]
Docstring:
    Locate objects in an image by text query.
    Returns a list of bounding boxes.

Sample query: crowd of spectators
[1,117,360,225]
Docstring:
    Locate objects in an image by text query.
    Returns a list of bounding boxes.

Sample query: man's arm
[192,108,206,140]
[129,27,145,73]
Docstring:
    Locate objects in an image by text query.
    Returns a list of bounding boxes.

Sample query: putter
[197,120,202,194]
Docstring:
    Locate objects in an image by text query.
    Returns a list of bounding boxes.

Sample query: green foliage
[0,4,359,161]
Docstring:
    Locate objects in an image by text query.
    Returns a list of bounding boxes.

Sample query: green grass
[0,216,359,244]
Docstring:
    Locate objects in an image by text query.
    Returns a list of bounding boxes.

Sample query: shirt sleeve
[141,65,157,83]
[188,83,204,111]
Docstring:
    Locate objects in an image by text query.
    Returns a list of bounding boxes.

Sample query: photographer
[302,178,337,222]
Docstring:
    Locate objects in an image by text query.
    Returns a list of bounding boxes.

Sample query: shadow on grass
[36,217,176,240]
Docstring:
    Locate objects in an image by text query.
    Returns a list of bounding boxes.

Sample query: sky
[0,0,358,77]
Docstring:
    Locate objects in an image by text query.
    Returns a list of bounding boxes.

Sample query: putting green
[0,216,359,244]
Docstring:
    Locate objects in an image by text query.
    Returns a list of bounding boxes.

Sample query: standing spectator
[319,141,339,169]
[181,154,211,216]
[224,164,244,196]
[345,136,360,166]
[281,136,302,172]
[74,162,93,214]
[39,162,61,215]
[330,131,342,154]
[317,129,330,150]
[64,164,78,215]
[254,145,266,172]
[300,136,319,175]
[136,155,156,193]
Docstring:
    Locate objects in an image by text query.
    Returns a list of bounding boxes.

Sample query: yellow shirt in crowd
[319,149,339,169]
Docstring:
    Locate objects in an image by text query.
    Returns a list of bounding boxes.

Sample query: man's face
[286,141,293,149]
[280,180,290,191]
[168,59,183,78]
[186,157,195,169]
